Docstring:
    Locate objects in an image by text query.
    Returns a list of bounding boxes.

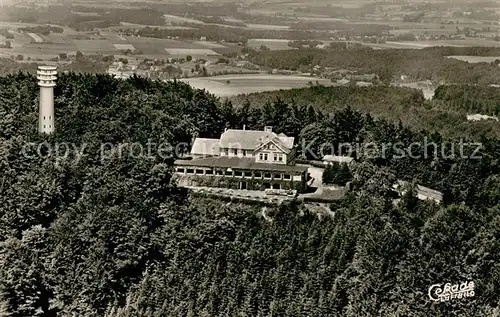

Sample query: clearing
[163,14,204,24]
[367,40,500,50]
[247,39,292,50]
[246,23,290,30]
[27,33,43,43]
[164,48,220,56]
[113,43,136,51]
[180,74,334,97]
[446,56,500,63]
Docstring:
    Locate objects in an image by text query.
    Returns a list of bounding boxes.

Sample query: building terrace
[174,126,309,192]
[174,156,308,191]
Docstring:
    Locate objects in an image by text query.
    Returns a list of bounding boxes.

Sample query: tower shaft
[37,65,57,134]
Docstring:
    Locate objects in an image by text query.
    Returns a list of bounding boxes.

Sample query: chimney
[264,126,272,132]
[37,65,57,134]
[243,124,246,130]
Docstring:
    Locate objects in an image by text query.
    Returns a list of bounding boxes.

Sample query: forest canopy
[0,73,499,316]
[231,84,500,140]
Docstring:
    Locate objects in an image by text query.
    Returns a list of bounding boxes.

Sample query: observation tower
[37,65,57,134]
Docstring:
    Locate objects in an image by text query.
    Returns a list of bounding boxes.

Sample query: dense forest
[247,46,500,84]
[1,73,500,316]
[293,2,378,19]
[0,54,114,77]
[132,25,332,44]
[433,85,500,116]
[0,59,40,76]
[0,6,166,30]
[289,21,391,36]
[17,26,64,35]
[231,85,500,140]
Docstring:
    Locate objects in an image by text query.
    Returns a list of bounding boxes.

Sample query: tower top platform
[38,65,57,71]
[37,65,57,87]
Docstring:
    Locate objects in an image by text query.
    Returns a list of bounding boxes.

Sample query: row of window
[43,116,52,120]
[176,167,292,180]
[258,153,284,162]
[223,149,248,156]
[220,149,284,162]
[43,125,53,129]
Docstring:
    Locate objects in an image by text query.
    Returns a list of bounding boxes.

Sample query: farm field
[366,40,500,50]
[296,17,349,23]
[112,22,195,30]
[126,36,227,51]
[2,30,77,58]
[388,29,457,36]
[203,23,295,31]
[446,56,500,63]
[66,3,144,9]
[225,17,245,24]
[247,39,292,50]
[22,42,77,55]
[113,43,135,51]
[180,74,333,97]
[0,22,52,28]
[164,48,220,56]
[27,33,43,43]
[246,23,290,30]
[73,40,116,53]
[191,41,226,48]
[70,11,100,16]
[122,13,292,32]
[351,20,486,29]
[1,25,238,59]
[243,0,358,15]
[163,14,204,25]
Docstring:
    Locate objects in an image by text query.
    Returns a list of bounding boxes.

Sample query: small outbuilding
[322,155,354,166]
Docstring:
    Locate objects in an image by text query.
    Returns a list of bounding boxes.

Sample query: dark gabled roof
[254,137,289,154]
[174,156,308,173]
[219,129,294,151]
[323,155,354,163]
[190,138,219,156]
